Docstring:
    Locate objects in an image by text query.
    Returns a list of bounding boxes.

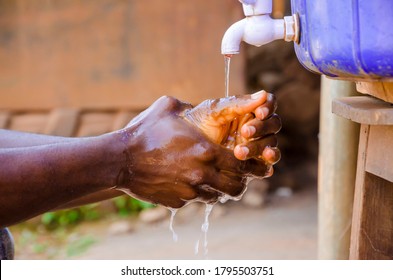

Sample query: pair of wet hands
[116,91,281,208]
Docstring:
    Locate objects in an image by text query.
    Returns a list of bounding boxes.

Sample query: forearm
[0,132,127,227]
[0,129,78,148]
[55,188,124,210]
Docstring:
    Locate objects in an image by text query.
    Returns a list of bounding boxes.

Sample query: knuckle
[194,143,217,162]
[201,146,216,162]
[157,95,181,110]
[188,169,205,185]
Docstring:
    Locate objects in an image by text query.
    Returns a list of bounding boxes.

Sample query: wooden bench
[333,95,393,259]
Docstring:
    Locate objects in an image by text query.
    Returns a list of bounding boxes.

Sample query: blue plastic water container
[291,0,393,81]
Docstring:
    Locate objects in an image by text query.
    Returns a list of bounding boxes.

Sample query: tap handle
[239,0,256,4]
[239,0,272,16]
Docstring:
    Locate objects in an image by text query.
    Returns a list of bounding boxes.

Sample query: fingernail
[263,147,275,159]
[240,146,249,158]
[258,107,270,119]
[262,107,270,118]
[251,90,265,99]
[246,126,256,137]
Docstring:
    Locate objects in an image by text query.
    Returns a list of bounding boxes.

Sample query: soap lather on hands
[116,90,281,208]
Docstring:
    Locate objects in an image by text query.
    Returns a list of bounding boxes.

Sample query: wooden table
[333,95,393,259]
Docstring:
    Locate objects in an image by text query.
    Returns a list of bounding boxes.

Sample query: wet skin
[0,92,281,227]
[185,90,281,162]
[116,91,281,208]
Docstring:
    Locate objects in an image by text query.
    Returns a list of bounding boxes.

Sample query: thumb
[188,90,268,126]
[214,90,268,118]
[183,91,268,144]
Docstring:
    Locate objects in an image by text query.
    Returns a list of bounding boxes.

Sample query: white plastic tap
[239,0,272,16]
[221,0,299,55]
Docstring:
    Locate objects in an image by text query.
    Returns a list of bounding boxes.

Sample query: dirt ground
[12,187,317,260]
[68,186,317,260]
[11,167,317,260]
[11,169,317,260]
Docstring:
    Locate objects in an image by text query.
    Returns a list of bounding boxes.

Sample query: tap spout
[221,18,248,55]
[221,13,299,55]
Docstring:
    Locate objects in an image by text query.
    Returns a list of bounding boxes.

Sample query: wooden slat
[332,96,393,125]
[350,124,393,259]
[355,173,393,259]
[76,112,114,137]
[366,126,393,182]
[0,111,10,128]
[44,108,79,137]
[349,124,370,259]
[111,111,138,131]
[356,81,393,104]
[9,113,48,133]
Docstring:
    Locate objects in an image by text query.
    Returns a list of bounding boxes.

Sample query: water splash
[195,203,214,257]
[202,203,214,255]
[219,194,232,204]
[168,208,178,242]
[194,239,200,255]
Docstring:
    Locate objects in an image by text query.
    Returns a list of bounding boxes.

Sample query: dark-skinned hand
[116,91,281,208]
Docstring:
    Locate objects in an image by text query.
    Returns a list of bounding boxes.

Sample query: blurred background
[1,0,319,259]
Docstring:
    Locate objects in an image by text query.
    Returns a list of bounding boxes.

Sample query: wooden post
[318,76,360,259]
